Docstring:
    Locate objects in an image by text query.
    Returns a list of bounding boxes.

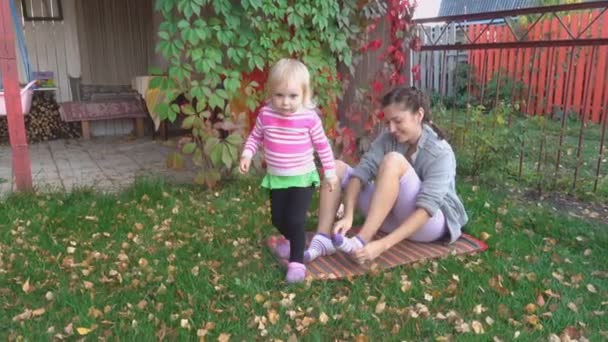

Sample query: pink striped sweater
[241,106,336,178]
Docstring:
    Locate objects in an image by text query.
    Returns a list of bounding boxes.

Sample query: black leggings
[270,186,314,263]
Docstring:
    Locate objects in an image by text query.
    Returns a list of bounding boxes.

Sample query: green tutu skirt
[261,170,321,189]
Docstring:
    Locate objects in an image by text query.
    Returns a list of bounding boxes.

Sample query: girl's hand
[239,157,251,174]
[336,203,345,219]
[324,175,339,192]
[353,240,388,263]
[333,215,353,235]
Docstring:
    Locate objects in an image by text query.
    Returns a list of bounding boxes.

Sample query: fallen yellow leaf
[319,312,329,324]
[32,308,45,317]
[375,301,386,314]
[567,302,578,313]
[77,327,92,335]
[22,278,34,294]
[354,335,369,342]
[267,309,279,325]
[472,320,485,334]
[254,294,265,303]
[400,279,412,292]
[524,303,537,314]
[12,309,32,322]
[524,314,540,327]
[473,304,486,315]
[88,307,103,319]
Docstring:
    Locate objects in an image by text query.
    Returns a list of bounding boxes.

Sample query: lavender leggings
[342,165,447,242]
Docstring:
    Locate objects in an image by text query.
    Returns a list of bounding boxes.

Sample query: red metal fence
[467,10,608,123]
[412,1,608,194]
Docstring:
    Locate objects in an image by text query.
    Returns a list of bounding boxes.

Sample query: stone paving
[0,137,196,197]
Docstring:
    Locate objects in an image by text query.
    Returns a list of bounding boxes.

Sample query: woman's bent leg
[356,152,410,242]
[381,168,447,242]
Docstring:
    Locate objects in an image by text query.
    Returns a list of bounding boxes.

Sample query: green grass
[514,115,607,197]
[1,177,607,340]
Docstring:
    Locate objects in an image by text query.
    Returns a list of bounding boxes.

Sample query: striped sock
[332,233,365,254]
[304,233,336,263]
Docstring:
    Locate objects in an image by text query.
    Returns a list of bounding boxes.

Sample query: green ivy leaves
[152,0,364,186]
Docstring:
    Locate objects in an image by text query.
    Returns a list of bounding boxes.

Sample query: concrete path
[0,137,196,196]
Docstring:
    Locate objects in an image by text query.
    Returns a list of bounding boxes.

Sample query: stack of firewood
[0,92,80,143]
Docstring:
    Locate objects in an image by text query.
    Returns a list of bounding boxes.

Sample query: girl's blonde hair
[266,58,316,109]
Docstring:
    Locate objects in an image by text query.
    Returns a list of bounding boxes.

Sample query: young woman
[303,86,468,264]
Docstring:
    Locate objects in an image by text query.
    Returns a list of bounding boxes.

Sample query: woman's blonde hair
[266,58,316,109]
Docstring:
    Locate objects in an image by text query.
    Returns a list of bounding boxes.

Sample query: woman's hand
[352,240,388,263]
[239,157,251,174]
[333,214,353,235]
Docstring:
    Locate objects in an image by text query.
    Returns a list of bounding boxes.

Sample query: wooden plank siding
[417,23,468,97]
[15,0,137,137]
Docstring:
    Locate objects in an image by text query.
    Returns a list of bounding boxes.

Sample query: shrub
[451,102,522,181]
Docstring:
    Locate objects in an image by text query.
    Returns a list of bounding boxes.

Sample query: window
[21,0,63,21]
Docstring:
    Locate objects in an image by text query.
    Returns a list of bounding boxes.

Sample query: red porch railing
[0,0,32,191]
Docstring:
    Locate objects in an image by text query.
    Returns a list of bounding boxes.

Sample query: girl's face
[270,80,304,115]
[383,103,424,144]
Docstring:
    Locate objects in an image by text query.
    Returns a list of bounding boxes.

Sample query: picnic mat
[266,231,487,280]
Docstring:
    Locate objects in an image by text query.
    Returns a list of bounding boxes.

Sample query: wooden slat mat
[266,231,487,280]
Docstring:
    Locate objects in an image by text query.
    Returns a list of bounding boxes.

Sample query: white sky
[412,0,442,19]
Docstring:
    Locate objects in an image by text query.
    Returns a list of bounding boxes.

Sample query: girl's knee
[284,216,306,233]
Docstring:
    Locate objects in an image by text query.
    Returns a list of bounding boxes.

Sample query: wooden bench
[59,77,151,139]
[59,99,147,139]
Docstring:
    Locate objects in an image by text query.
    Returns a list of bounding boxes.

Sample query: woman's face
[383,103,424,144]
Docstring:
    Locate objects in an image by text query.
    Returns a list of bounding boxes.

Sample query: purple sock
[273,238,290,259]
[333,233,365,253]
[286,262,306,283]
[303,233,336,263]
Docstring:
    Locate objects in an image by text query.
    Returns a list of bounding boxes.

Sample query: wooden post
[0,0,32,191]
[81,120,91,140]
[134,117,145,138]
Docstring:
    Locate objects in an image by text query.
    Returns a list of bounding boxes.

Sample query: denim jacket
[351,124,468,243]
